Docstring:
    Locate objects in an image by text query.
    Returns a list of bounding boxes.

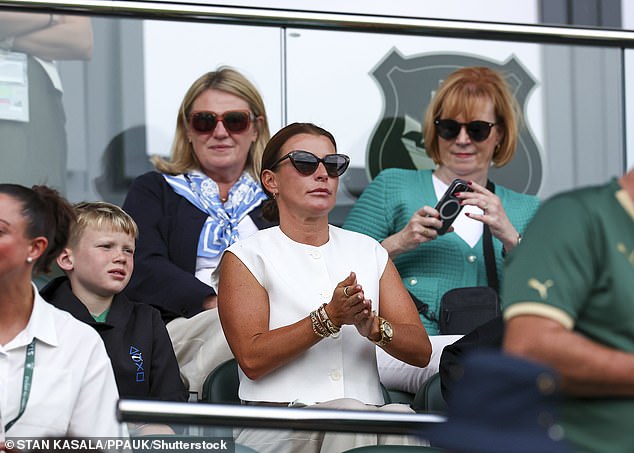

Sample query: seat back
[413,373,447,414]
[385,388,415,406]
[200,358,240,404]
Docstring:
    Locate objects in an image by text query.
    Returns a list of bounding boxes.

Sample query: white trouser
[236,399,426,453]
[376,335,463,394]
[166,308,233,397]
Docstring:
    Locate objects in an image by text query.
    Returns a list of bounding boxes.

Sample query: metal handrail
[117,400,445,435]
[2,0,634,48]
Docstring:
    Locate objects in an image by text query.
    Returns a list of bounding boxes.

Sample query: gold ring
[343,286,351,297]
[483,202,488,211]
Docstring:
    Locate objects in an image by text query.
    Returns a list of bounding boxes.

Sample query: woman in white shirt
[0,183,121,439]
[216,123,431,453]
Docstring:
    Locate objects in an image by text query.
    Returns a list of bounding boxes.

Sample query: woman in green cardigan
[344,67,539,392]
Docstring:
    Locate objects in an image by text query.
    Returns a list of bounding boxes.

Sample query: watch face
[383,320,394,338]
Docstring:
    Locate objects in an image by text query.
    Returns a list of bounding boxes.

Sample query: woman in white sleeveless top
[215,123,432,453]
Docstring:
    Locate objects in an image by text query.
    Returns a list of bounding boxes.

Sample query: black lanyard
[4,339,36,432]
[483,180,499,292]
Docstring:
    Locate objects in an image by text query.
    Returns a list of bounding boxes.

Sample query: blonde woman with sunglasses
[215,122,431,453]
[122,67,276,397]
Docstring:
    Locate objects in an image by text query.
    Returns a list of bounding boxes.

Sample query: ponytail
[0,184,75,274]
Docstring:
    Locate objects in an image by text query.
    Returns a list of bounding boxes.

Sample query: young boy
[41,201,187,402]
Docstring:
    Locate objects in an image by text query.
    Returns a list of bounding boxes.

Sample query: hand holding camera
[381,178,479,256]
[433,178,473,235]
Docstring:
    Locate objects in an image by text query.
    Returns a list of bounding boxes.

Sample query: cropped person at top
[0,184,121,438]
[122,67,275,396]
[344,66,540,392]
[0,12,92,194]
[215,123,432,453]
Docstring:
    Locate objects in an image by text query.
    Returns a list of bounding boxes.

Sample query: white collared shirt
[432,174,484,248]
[0,284,123,438]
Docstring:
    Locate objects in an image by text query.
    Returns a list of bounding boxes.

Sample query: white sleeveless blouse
[225,225,388,405]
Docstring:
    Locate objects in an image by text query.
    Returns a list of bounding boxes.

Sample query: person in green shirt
[503,167,634,453]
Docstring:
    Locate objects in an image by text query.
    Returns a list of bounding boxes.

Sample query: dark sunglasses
[189,110,254,134]
[435,118,497,142]
[270,150,350,177]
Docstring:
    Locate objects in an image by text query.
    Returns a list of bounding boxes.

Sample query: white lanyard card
[0,51,29,122]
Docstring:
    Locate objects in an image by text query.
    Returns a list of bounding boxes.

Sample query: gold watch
[372,317,393,347]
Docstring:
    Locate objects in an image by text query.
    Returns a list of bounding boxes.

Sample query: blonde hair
[151,67,270,179]
[68,201,138,248]
[422,66,521,168]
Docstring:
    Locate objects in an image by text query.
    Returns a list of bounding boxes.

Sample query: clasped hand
[325,271,377,339]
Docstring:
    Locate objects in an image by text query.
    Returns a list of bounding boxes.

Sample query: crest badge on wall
[366,48,542,194]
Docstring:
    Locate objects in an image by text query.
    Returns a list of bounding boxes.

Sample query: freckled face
[66,228,135,297]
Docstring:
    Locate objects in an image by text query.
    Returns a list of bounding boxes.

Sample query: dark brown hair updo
[0,184,76,274]
[259,122,337,223]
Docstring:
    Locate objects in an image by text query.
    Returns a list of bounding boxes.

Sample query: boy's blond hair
[68,201,138,248]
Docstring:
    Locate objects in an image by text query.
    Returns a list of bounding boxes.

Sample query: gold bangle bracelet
[310,310,329,338]
[318,304,340,335]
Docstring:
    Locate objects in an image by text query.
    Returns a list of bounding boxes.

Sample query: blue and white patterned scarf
[164,171,267,258]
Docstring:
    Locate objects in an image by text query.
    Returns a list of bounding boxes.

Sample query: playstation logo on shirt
[129,345,145,382]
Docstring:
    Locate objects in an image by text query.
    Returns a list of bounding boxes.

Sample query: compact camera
[433,178,473,235]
